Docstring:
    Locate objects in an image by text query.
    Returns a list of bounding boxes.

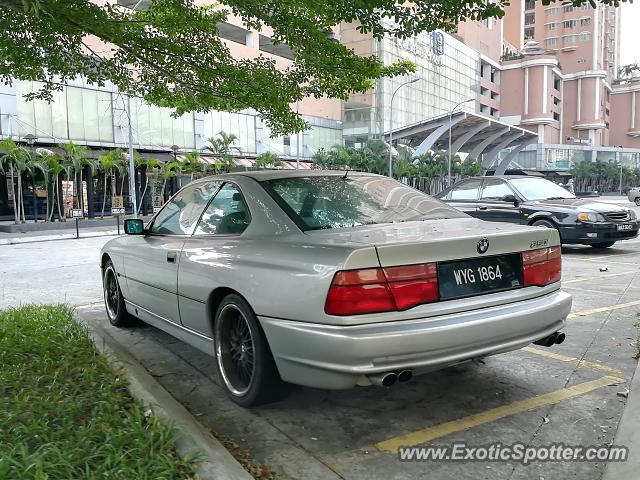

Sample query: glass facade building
[2,80,341,159]
[342,22,481,147]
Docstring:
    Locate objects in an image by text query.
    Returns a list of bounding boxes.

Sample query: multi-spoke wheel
[102,259,134,327]
[214,294,286,406]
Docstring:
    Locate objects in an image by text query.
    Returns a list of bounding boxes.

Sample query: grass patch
[0,305,198,479]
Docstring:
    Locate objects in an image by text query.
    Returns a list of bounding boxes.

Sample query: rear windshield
[263,175,466,231]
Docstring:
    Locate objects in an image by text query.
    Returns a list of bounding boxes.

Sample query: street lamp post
[618,146,624,195]
[447,98,475,187]
[388,78,420,178]
[24,134,37,222]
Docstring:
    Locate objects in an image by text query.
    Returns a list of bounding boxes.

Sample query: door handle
[167,251,177,263]
[479,206,488,210]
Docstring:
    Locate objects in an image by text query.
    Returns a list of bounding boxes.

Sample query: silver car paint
[101,171,572,390]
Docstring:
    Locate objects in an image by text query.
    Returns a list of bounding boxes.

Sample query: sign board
[70,209,83,218]
[112,196,124,208]
[153,206,162,213]
[111,207,125,215]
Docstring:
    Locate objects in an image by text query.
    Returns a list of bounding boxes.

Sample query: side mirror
[502,194,519,206]
[124,219,144,235]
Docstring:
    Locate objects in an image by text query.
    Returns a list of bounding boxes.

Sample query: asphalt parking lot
[74,205,640,480]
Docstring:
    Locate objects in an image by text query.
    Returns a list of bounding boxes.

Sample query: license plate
[617,224,634,231]
[438,253,523,300]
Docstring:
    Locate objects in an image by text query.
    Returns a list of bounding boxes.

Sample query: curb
[602,358,640,480]
[0,230,120,245]
[84,318,254,480]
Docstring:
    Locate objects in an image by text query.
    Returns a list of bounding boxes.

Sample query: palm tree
[31,151,54,222]
[45,153,65,222]
[182,151,204,182]
[0,140,21,224]
[204,132,241,172]
[254,152,282,169]
[60,142,88,212]
[159,161,179,202]
[137,158,159,215]
[98,149,123,218]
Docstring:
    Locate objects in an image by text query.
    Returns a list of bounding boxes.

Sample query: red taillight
[522,246,561,286]
[325,263,439,316]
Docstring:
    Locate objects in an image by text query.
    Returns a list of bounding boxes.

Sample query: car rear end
[259,216,572,390]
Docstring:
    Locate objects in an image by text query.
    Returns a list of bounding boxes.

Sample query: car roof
[193,169,384,182]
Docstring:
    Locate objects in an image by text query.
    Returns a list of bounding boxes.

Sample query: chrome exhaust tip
[368,372,397,387]
[397,369,413,383]
[533,332,562,348]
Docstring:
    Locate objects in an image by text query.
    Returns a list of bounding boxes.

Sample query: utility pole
[126,95,138,218]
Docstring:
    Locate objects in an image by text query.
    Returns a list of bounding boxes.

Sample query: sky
[620,2,640,66]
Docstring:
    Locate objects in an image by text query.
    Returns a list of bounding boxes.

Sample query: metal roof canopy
[383,111,538,174]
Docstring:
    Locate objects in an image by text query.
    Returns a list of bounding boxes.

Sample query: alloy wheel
[216,304,255,396]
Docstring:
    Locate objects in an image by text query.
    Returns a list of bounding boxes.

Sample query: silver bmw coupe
[101,171,572,406]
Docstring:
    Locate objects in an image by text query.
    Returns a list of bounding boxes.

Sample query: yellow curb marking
[521,346,623,376]
[371,375,623,454]
[568,299,640,318]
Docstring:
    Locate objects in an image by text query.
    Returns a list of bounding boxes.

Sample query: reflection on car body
[101,171,572,406]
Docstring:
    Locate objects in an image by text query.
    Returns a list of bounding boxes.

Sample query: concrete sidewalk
[0,225,122,245]
[602,358,640,480]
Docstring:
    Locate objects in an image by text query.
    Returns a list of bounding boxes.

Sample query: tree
[4,1,623,135]
[60,141,88,211]
[98,149,123,218]
[138,158,159,215]
[618,62,640,80]
[0,139,20,223]
[204,132,241,173]
[182,151,204,182]
[254,152,282,169]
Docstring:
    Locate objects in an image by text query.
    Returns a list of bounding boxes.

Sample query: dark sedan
[436,176,639,248]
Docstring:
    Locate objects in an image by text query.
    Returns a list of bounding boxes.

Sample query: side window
[149,181,222,235]
[480,179,515,201]
[194,183,251,235]
[449,179,482,200]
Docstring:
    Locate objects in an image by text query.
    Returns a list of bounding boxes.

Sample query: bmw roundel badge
[477,238,489,254]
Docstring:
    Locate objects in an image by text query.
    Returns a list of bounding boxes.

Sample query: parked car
[627,187,640,206]
[101,171,572,406]
[436,176,639,248]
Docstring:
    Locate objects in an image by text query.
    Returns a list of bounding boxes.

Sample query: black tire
[214,294,287,407]
[635,197,640,206]
[102,260,135,327]
[590,241,616,248]
[531,218,557,230]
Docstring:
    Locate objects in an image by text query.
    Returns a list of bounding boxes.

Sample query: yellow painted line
[372,375,623,453]
[521,346,623,376]
[563,271,637,284]
[568,299,640,318]
[562,286,620,296]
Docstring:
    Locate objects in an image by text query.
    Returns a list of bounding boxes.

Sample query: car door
[123,180,222,325]
[177,182,252,337]
[475,178,524,224]
[442,178,483,216]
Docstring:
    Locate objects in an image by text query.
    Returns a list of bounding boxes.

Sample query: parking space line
[562,286,621,296]
[568,299,640,318]
[521,347,623,376]
[371,375,623,454]
[563,271,638,284]
[581,259,640,267]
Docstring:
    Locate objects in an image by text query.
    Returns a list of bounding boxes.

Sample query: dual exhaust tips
[368,369,413,387]
[367,332,566,386]
[533,331,566,348]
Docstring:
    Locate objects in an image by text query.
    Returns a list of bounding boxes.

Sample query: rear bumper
[259,289,572,389]
[559,221,639,244]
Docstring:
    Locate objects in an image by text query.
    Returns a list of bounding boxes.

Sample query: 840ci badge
[438,253,524,300]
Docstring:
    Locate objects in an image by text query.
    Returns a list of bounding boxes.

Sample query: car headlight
[577,212,606,222]
[629,209,637,220]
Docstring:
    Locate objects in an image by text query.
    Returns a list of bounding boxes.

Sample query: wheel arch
[101,252,112,271]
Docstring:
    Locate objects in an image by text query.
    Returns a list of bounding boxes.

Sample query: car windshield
[263,175,466,231]
[509,178,575,201]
